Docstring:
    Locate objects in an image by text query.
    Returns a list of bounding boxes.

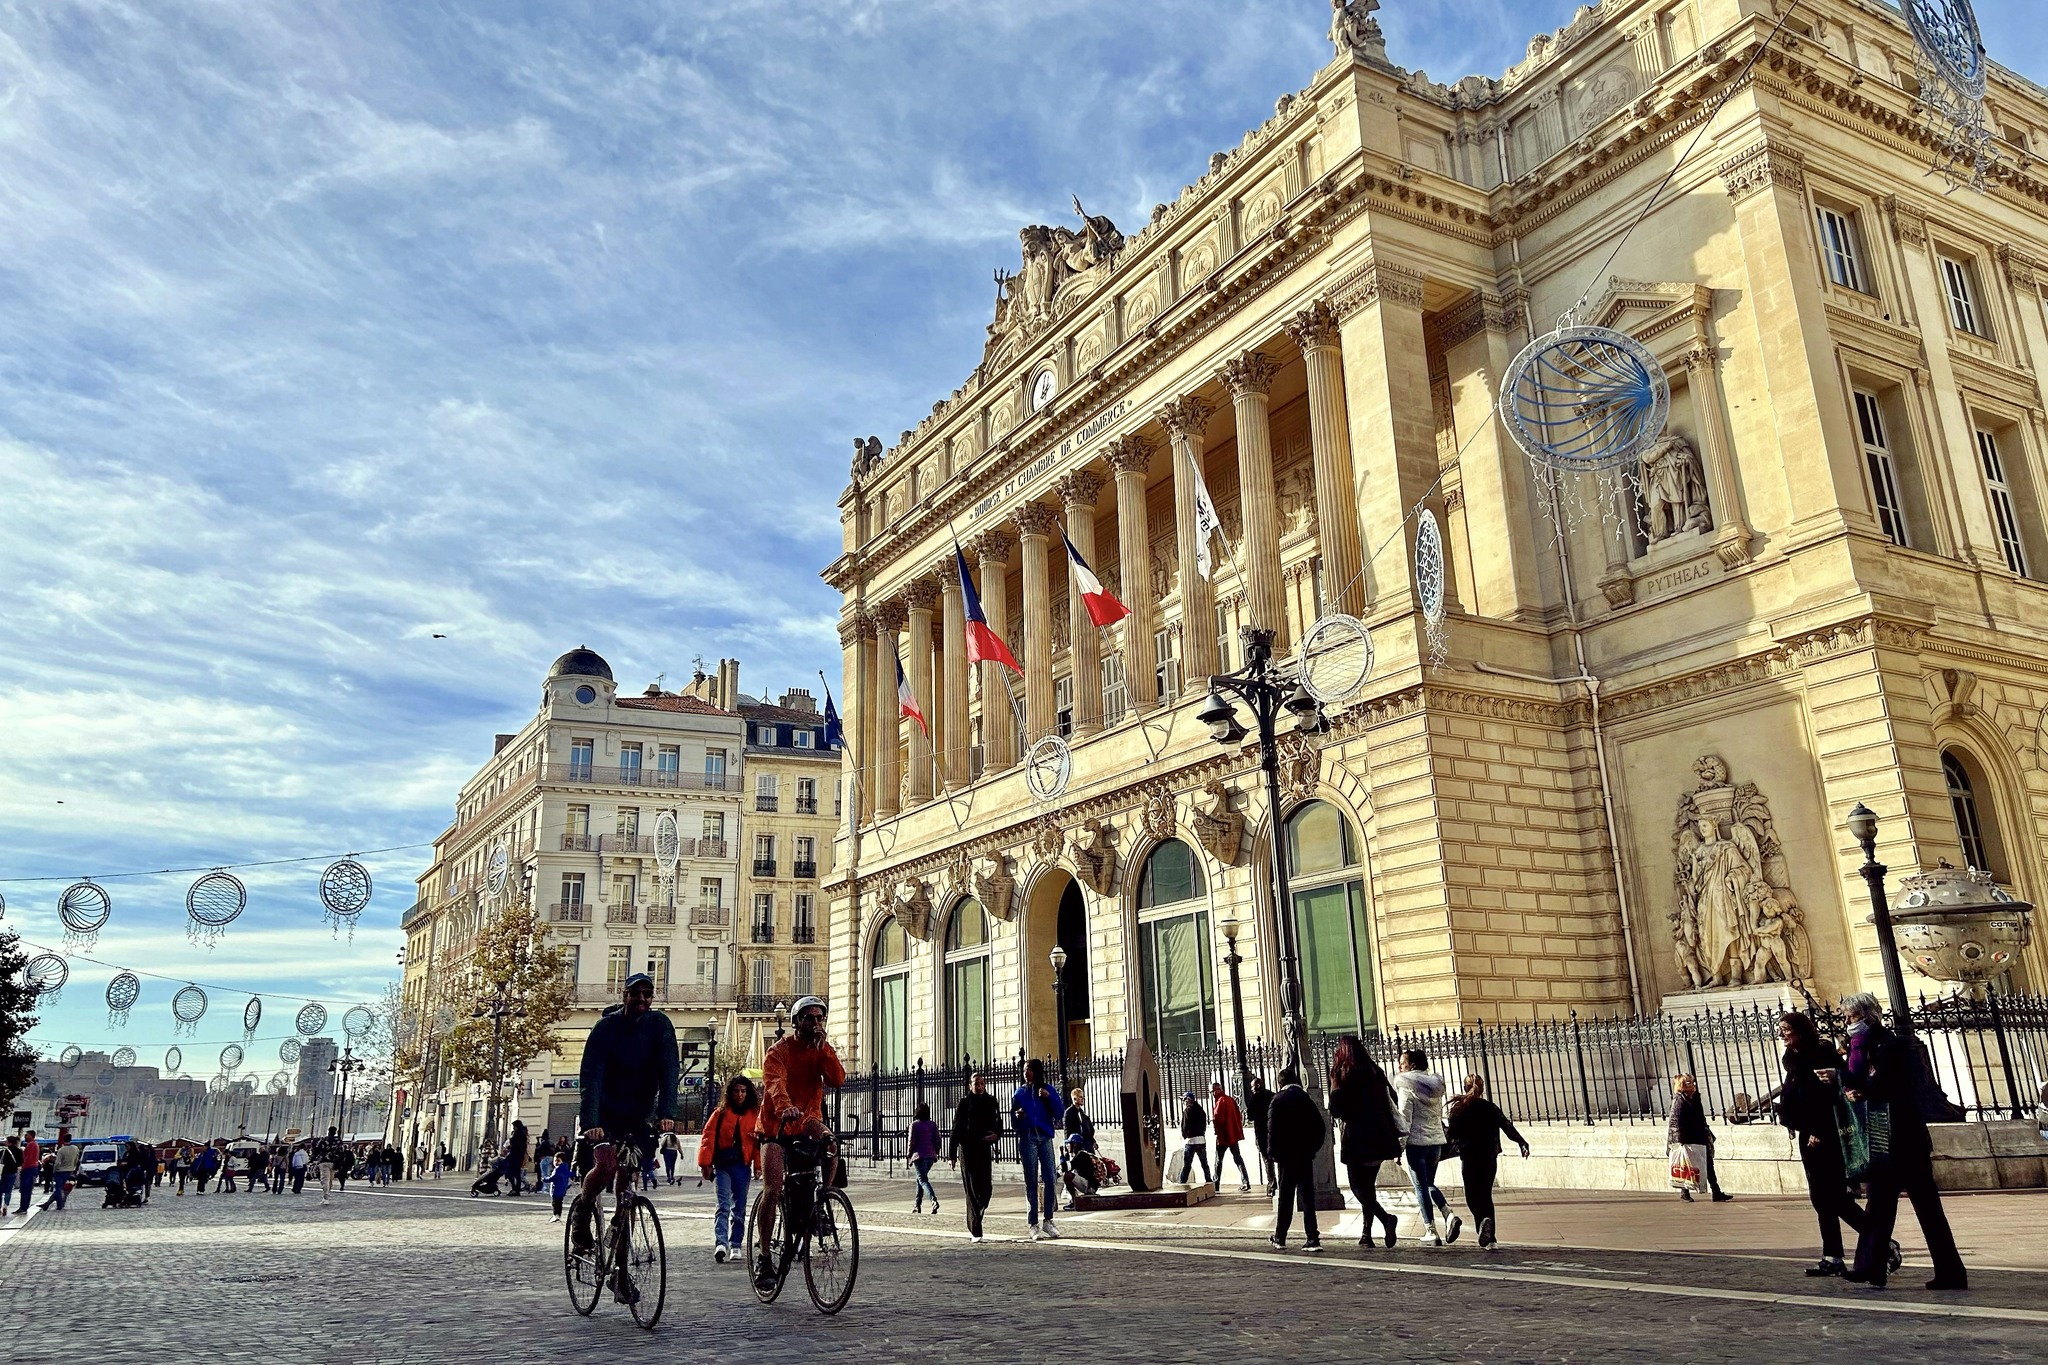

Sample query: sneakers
[969,1233,986,1244]
[1267,1235,1286,1251]
[1028,1223,1045,1241]
[1445,1215,1463,1244]
[1041,1221,1060,1240]
[1679,1190,1695,1202]
[1420,1230,1443,1247]
[714,1243,729,1264]
[1478,1217,1496,1249]
[1302,1241,1324,1254]
[930,1202,941,1216]
[1805,1258,1844,1278]
[754,1258,778,1292]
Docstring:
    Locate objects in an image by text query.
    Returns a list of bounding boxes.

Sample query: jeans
[1404,1144,1450,1226]
[50,1175,73,1210]
[714,1165,751,1249]
[1019,1131,1058,1225]
[912,1156,938,1208]
[0,1172,14,1210]
[291,1166,305,1194]
[1176,1141,1211,1184]
[662,1150,678,1184]
[1217,1141,1251,1186]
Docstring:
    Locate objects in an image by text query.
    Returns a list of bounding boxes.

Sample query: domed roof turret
[548,646,614,682]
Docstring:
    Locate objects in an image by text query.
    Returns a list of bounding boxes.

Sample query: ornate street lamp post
[1218,913,1253,1109]
[475,981,527,1155]
[1846,802,1917,1037]
[328,1046,365,1137]
[1049,945,1071,1095]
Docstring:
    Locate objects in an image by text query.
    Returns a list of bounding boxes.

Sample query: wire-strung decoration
[1298,613,1375,705]
[319,857,372,937]
[1906,0,1997,190]
[171,984,209,1037]
[1500,324,1670,476]
[242,996,263,1041]
[208,1073,232,1096]
[296,1002,328,1037]
[1025,735,1073,803]
[57,880,113,950]
[185,870,247,948]
[484,839,510,902]
[653,810,681,892]
[26,953,69,1002]
[219,1043,244,1072]
[280,1038,303,1066]
[0,890,7,918]
[343,1004,375,1041]
[105,971,141,1028]
[432,1004,458,1033]
[58,1044,82,1069]
[111,1046,136,1068]
[1415,510,1449,671]
[97,1067,114,1088]
[164,1046,183,1074]
[268,1070,292,1096]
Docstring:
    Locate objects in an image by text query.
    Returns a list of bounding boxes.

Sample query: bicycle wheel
[616,1196,666,1328]
[803,1188,859,1315]
[745,1188,788,1304]
[563,1201,606,1316]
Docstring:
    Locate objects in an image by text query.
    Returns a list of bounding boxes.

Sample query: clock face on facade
[1031,369,1057,412]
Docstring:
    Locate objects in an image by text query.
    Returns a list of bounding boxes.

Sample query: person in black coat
[1246,1075,1274,1193]
[1443,1075,1529,1249]
[1264,1068,1326,1253]
[1777,1011,1880,1277]
[1326,1035,1402,1248]
[1667,1076,1731,1201]
[1840,995,1967,1290]
[948,1072,1003,1243]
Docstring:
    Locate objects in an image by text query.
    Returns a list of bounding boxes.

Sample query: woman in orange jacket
[698,1076,762,1265]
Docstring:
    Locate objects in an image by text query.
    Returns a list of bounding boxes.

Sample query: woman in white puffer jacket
[1393,1050,1462,1246]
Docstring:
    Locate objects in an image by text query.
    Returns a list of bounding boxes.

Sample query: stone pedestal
[1658,983,1792,1018]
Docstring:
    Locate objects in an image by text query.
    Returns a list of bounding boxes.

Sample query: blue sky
[3,1,2041,1062]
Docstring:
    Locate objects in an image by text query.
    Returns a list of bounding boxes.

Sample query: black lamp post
[1218,912,1253,1109]
[328,1046,365,1137]
[1049,945,1070,1095]
[1847,802,1917,1037]
[475,982,527,1154]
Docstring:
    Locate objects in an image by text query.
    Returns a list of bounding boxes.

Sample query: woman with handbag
[1777,1011,1892,1278]
[1840,994,1968,1291]
[1667,1075,1731,1202]
[1326,1035,1402,1249]
[697,1076,762,1265]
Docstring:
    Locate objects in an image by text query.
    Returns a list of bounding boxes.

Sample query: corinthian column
[1059,468,1106,737]
[1284,301,1365,618]
[975,529,1017,772]
[935,556,969,788]
[903,576,938,805]
[1106,433,1158,713]
[1161,395,1219,691]
[841,614,873,825]
[1014,501,1060,742]
[1222,350,1287,652]
[871,600,904,818]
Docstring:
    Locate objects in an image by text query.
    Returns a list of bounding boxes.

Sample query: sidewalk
[854,1169,2048,1274]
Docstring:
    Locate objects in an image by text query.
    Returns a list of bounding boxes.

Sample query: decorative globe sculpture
[1889,865,2034,999]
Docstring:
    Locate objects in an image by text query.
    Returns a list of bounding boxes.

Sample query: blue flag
[819,673,845,750]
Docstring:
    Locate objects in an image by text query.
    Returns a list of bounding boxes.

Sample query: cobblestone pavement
[0,1177,2042,1364]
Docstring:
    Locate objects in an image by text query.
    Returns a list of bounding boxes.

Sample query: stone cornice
[1428,291,1513,351]
[1718,136,1806,201]
[1328,258,1426,318]
[1599,615,1927,723]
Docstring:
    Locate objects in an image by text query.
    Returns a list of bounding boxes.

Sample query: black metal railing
[753,859,777,877]
[544,763,731,792]
[792,924,816,944]
[750,923,775,944]
[795,799,819,814]
[822,994,2048,1169]
[757,796,779,812]
[793,861,817,879]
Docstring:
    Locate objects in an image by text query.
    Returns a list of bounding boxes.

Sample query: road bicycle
[745,1134,859,1314]
[563,1137,667,1329]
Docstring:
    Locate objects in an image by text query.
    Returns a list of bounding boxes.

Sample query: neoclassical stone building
[820,0,2048,1073]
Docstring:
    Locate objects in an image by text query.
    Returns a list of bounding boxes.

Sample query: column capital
[1282,299,1341,352]
[930,554,964,586]
[1328,259,1426,318]
[837,614,867,649]
[1014,500,1061,538]
[1058,467,1105,509]
[1105,432,1155,475]
[1429,292,1513,351]
[1157,395,1214,439]
[871,598,907,632]
[974,527,1015,564]
[1220,351,1278,398]
[1717,137,1804,201]
[903,574,942,612]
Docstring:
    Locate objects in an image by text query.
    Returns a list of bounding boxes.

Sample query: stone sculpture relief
[896,879,934,941]
[991,198,1125,340]
[1330,0,1387,59]
[1639,434,1711,545]
[1191,777,1245,865]
[1669,755,1813,989]
[1278,732,1322,805]
[1070,816,1119,896]
[851,435,883,479]
[975,855,1016,923]
[1141,786,1177,842]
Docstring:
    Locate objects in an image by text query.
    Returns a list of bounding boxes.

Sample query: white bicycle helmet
[791,995,828,1020]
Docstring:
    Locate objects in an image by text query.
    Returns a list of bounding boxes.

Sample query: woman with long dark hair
[1444,1075,1529,1249]
[697,1075,762,1264]
[1326,1034,1403,1248]
[1777,1011,1880,1278]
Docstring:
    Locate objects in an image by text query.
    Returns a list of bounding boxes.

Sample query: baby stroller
[469,1159,516,1197]
[102,1145,153,1209]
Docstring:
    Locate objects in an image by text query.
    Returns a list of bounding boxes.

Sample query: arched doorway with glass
[1284,800,1376,1037]
[944,897,993,1067]
[869,917,912,1072]
[1134,838,1218,1054]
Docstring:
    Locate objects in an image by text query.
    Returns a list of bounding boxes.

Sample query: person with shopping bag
[1667,1074,1731,1203]
[1839,993,1968,1291]
[1777,1011,1896,1279]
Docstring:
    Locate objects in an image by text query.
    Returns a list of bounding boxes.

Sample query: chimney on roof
[780,688,816,713]
[720,659,740,711]
[493,734,516,754]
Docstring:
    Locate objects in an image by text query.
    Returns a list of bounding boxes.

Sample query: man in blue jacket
[571,972,679,1267]
[1010,1058,1065,1241]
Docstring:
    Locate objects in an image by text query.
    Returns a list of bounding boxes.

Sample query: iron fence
[825,994,2048,1171]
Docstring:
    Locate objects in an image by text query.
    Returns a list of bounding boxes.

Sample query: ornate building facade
[822,0,2048,1072]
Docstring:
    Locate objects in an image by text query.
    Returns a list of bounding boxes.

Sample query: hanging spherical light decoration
[172,984,209,1038]
[58,1044,82,1070]
[343,1004,375,1041]
[280,1038,303,1066]
[96,1068,114,1088]
[295,1003,327,1037]
[319,858,373,936]
[105,971,142,1028]
[164,1046,184,1074]
[268,1071,292,1096]
[1499,324,1670,475]
[242,996,263,1041]
[57,880,112,950]
[185,870,247,948]
[219,1044,244,1072]
[26,954,69,1003]
[111,1046,136,1068]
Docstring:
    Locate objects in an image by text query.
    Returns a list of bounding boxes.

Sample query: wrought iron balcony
[560,834,601,852]
[572,983,735,1008]
[792,861,817,879]
[689,907,731,928]
[795,798,818,814]
[752,859,777,877]
[750,923,775,944]
[643,904,677,926]
[548,902,589,924]
[605,904,638,926]
[756,795,779,812]
[792,924,817,944]
[697,838,731,859]
[543,763,733,792]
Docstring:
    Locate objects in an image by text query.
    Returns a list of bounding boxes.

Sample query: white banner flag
[1189,446,1224,581]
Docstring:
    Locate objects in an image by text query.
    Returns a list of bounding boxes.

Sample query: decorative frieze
[1327,258,1427,317]
[1716,138,1805,200]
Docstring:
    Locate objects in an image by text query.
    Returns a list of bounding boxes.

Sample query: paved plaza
[1,1173,2045,1363]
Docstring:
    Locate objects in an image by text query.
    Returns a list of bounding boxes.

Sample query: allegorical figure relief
[1330,0,1385,57]
[1669,755,1812,989]
[992,199,1125,337]
[1639,433,1711,544]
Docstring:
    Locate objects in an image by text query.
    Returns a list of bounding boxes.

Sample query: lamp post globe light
[1847,802,1918,1037]
[1049,945,1070,1095]
[328,1046,366,1138]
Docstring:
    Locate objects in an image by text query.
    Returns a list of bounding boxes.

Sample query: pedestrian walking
[1210,1080,1252,1192]
[46,1137,81,1211]
[290,1144,308,1194]
[192,1142,217,1195]
[1265,1068,1325,1253]
[0,1136,21,1216]
[698,1076,761,1262]
[1778,1010,1891,1279]
[313,1128,343,1203]
[948,1071,1002,1243]
[1394,1049,1462,1245]
[169,1145,187,1196]
[1174,1091,1212,1185]
[1840,994,1968,1291]
[1443,1075,1529,1250]
[244,1147,263,1194]
[1246,1074,1275,1192]
[1011,1059,1065,1241]
[1668,1074,1732,1202]
[905,1102,942,1216]
[660,1128,682,1186]
[504,1121,530,1197]
[550,1140,577,1222]
[1327,1034,1402,1249]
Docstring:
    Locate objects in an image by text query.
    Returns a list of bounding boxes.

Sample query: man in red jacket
[14,1134,39,1215]
[1211,1081,1252,1193]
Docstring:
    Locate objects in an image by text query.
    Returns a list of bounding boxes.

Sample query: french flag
[955,543,1020,672]
[895,645,929,737]
[1062,528,1130,627]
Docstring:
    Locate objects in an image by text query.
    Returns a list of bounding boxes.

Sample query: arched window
[870,919,911,1072]
[1135,839,1217,1052]
[1285,801,1375,1036]
[750,955,772,1001]
[944,899,992,1066]
[1943,750,2003,878]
